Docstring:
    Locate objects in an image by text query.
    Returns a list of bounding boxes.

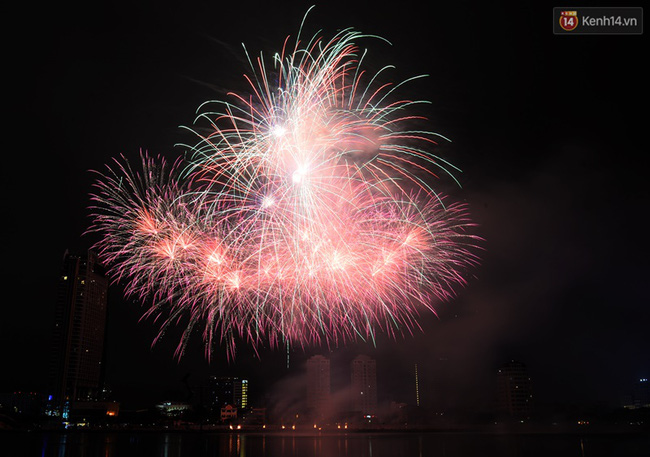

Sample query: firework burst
[89,17,480,359]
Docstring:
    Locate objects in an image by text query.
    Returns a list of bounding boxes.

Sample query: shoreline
[2,423,648,436]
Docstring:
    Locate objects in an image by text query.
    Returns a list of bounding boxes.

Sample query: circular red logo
[560,11,579,31]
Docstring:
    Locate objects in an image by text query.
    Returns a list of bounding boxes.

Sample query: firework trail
[89,16,480,359]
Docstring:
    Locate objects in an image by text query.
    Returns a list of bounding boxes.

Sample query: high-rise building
[49,250,109,415]
[497,360,533,419]
[633,378,649,409]
[351,355,377,416]
[206,376,249,415]
[306,355,330,418]
[624,378,649,409]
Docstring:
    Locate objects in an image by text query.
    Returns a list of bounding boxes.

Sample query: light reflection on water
[4,431,650,457]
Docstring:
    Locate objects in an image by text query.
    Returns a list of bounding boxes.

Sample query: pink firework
[89,24,480,359]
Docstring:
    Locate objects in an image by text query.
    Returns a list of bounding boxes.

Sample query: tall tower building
[351,355,378,416]
[206,376,249,414]
[624,378,649,409]
[632,378,649,409]
[497,360,533,419]
[306,355,330,418]
[414,363,420,407]
[49,250,109,414]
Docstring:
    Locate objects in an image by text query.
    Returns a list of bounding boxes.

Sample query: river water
[2,431,649,457]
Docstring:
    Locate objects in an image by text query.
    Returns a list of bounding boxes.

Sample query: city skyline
[2,2,648,423]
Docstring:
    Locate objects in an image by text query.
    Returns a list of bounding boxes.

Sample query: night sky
[3,2,648,416]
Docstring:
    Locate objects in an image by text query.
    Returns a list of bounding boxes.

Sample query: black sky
[3,2,648,414]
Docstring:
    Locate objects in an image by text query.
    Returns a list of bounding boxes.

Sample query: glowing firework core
[89,22,479,358]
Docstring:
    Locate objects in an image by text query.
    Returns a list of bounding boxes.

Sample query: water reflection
[12,430,650,457]
[159,433,184,457]
[57,434,66,457]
